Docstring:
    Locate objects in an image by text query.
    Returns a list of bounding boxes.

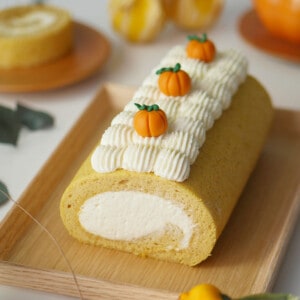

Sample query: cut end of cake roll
[0,4,73,68]
[60,169,217,266]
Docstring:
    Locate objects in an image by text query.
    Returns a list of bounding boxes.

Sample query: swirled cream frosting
[0,11,57,36]
[0,4,72,69]
[91,46,248,182]
[79,191,194,249]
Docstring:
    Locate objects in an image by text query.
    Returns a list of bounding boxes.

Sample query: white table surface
[0,0,299,299]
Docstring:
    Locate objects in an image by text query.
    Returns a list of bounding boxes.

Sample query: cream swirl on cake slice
[0,4,72,68]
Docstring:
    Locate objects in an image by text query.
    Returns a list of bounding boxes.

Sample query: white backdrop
[0,1,299,299]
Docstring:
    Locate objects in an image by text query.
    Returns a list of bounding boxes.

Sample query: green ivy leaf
[0,181,10,205]
[240,294,299,300]
[17,103,54,131]
[0,105,21,145]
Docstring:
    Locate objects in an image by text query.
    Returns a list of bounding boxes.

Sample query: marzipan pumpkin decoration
[253,0,300,44]
[186,33,216,62]
[134,103,168,137]
[156,63,191,96]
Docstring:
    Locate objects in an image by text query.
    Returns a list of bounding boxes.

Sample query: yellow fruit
[164,0,224,30]
[108,0,166,42]
[179,283,223,300]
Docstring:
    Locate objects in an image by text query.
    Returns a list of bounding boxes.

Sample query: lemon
[179,284,224,300]
[108,0,166,43]
[165,0,224,30]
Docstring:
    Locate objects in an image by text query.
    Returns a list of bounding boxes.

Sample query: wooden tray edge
[0,262,178,300]
[0,83,115,257]
[260,186,300,292]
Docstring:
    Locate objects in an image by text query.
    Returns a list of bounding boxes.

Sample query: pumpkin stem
[134,103,145,110]
[134,103,160,112]
[200,33,207,42]
[187,33,207,43]
[156,63,181,75]
[173,63,181,72]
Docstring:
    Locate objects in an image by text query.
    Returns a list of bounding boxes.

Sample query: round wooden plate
[0,21,111,93]
[239,10,300,62]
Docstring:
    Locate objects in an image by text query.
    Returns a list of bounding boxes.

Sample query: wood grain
[0,22,111,93]
[0,263,178,300]
[0,83,299,299]
[239,10,300,62]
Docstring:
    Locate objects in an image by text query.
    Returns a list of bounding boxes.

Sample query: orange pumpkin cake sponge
[60,42,273,266]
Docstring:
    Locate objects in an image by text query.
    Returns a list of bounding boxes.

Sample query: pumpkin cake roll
[60,35,273,266]
[0,4,73,68]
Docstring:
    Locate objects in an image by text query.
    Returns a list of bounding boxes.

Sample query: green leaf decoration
[222,294,231,300]
[17,103,54,131]
[156,63,182,75]
[0,181,10,205]
[0,103,54,146]
[0,105,21,145]
[187,33,208,43]
[134,103,160,112]
[240,294,299,300]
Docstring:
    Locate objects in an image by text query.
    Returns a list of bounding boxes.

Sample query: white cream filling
[78,191,194,249]
[0,11,57,36]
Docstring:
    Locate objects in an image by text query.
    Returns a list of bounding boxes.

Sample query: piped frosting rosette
[92,45,248,182]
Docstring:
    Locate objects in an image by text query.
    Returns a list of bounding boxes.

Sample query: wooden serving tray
[0,83,299,300]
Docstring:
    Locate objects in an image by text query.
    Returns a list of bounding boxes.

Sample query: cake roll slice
[0,4,72,68]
